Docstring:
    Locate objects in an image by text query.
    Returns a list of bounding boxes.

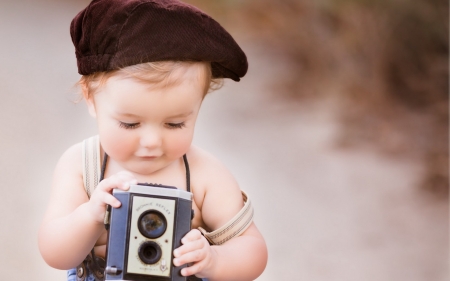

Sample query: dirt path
[0,1,447,280]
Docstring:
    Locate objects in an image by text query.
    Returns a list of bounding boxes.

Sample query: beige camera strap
[81,135,101,198]
[198,190,254,245]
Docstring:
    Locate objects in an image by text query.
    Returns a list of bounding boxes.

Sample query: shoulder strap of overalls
[81,135,191,197]
[81,135,101,198]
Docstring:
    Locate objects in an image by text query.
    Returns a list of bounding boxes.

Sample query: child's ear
[81,84,97,118]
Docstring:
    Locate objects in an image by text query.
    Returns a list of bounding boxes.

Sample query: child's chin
[129,161,165,174]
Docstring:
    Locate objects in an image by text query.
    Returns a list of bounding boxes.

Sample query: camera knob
[160,259,168,272]
[105,266,120,275]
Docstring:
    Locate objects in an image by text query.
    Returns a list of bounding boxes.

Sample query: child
[38,1,267,281]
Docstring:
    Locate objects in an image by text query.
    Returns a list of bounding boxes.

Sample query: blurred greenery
[187,0,449,196]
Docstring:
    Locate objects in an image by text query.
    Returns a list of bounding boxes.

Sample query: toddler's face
[86,65,205,176]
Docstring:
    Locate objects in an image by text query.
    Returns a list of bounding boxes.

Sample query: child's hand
[173,229,217,278]
[87,171,137,223]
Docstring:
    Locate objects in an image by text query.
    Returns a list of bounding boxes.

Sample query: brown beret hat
[70,0,248,81]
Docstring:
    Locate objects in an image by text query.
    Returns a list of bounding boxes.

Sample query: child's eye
[166,122,185,129]
[118,121,140,129]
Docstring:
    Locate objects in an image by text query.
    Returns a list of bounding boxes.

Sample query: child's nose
[139,128,161,149]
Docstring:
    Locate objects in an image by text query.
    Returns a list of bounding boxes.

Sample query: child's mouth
[138,156,158,160]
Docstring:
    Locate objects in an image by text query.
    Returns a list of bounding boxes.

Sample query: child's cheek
[165,131,193,158]
[99,127,137,161]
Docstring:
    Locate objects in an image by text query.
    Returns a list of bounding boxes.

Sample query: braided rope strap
[198,191,254,245]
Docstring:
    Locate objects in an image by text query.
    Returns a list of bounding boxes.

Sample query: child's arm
[38,143,136,269]
[173,148,268,281]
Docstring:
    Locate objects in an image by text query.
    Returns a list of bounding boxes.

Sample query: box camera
[104,183,193,281]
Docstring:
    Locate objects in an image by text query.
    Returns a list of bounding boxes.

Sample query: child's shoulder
[57,136,101,183]
[56,141,84,175]
[186,145,226,169]
[187,145,244,230]
[52,141,85,192]
[186,145,239,188]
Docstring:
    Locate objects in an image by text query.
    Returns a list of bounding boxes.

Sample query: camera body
[105,183,193,281]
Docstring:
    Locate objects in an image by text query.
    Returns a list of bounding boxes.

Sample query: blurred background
[0,0,447,280]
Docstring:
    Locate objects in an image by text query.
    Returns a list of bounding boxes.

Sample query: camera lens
[138,210,167,239]
[138,241,162,264]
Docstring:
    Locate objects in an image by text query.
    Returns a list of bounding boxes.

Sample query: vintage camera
[104,183,193,281]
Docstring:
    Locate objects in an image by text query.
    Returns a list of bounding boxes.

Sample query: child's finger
[180,260,206,277]
[91,191,122,208]
[98,172,137,192]
[115,171,137,183]
[102,193,122,208]
[180,229,203,244]
[111,171,138,190]
[173,248,205,267]
[173,238,204,258]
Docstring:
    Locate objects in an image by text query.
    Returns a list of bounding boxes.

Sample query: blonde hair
[79,61,223,99]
